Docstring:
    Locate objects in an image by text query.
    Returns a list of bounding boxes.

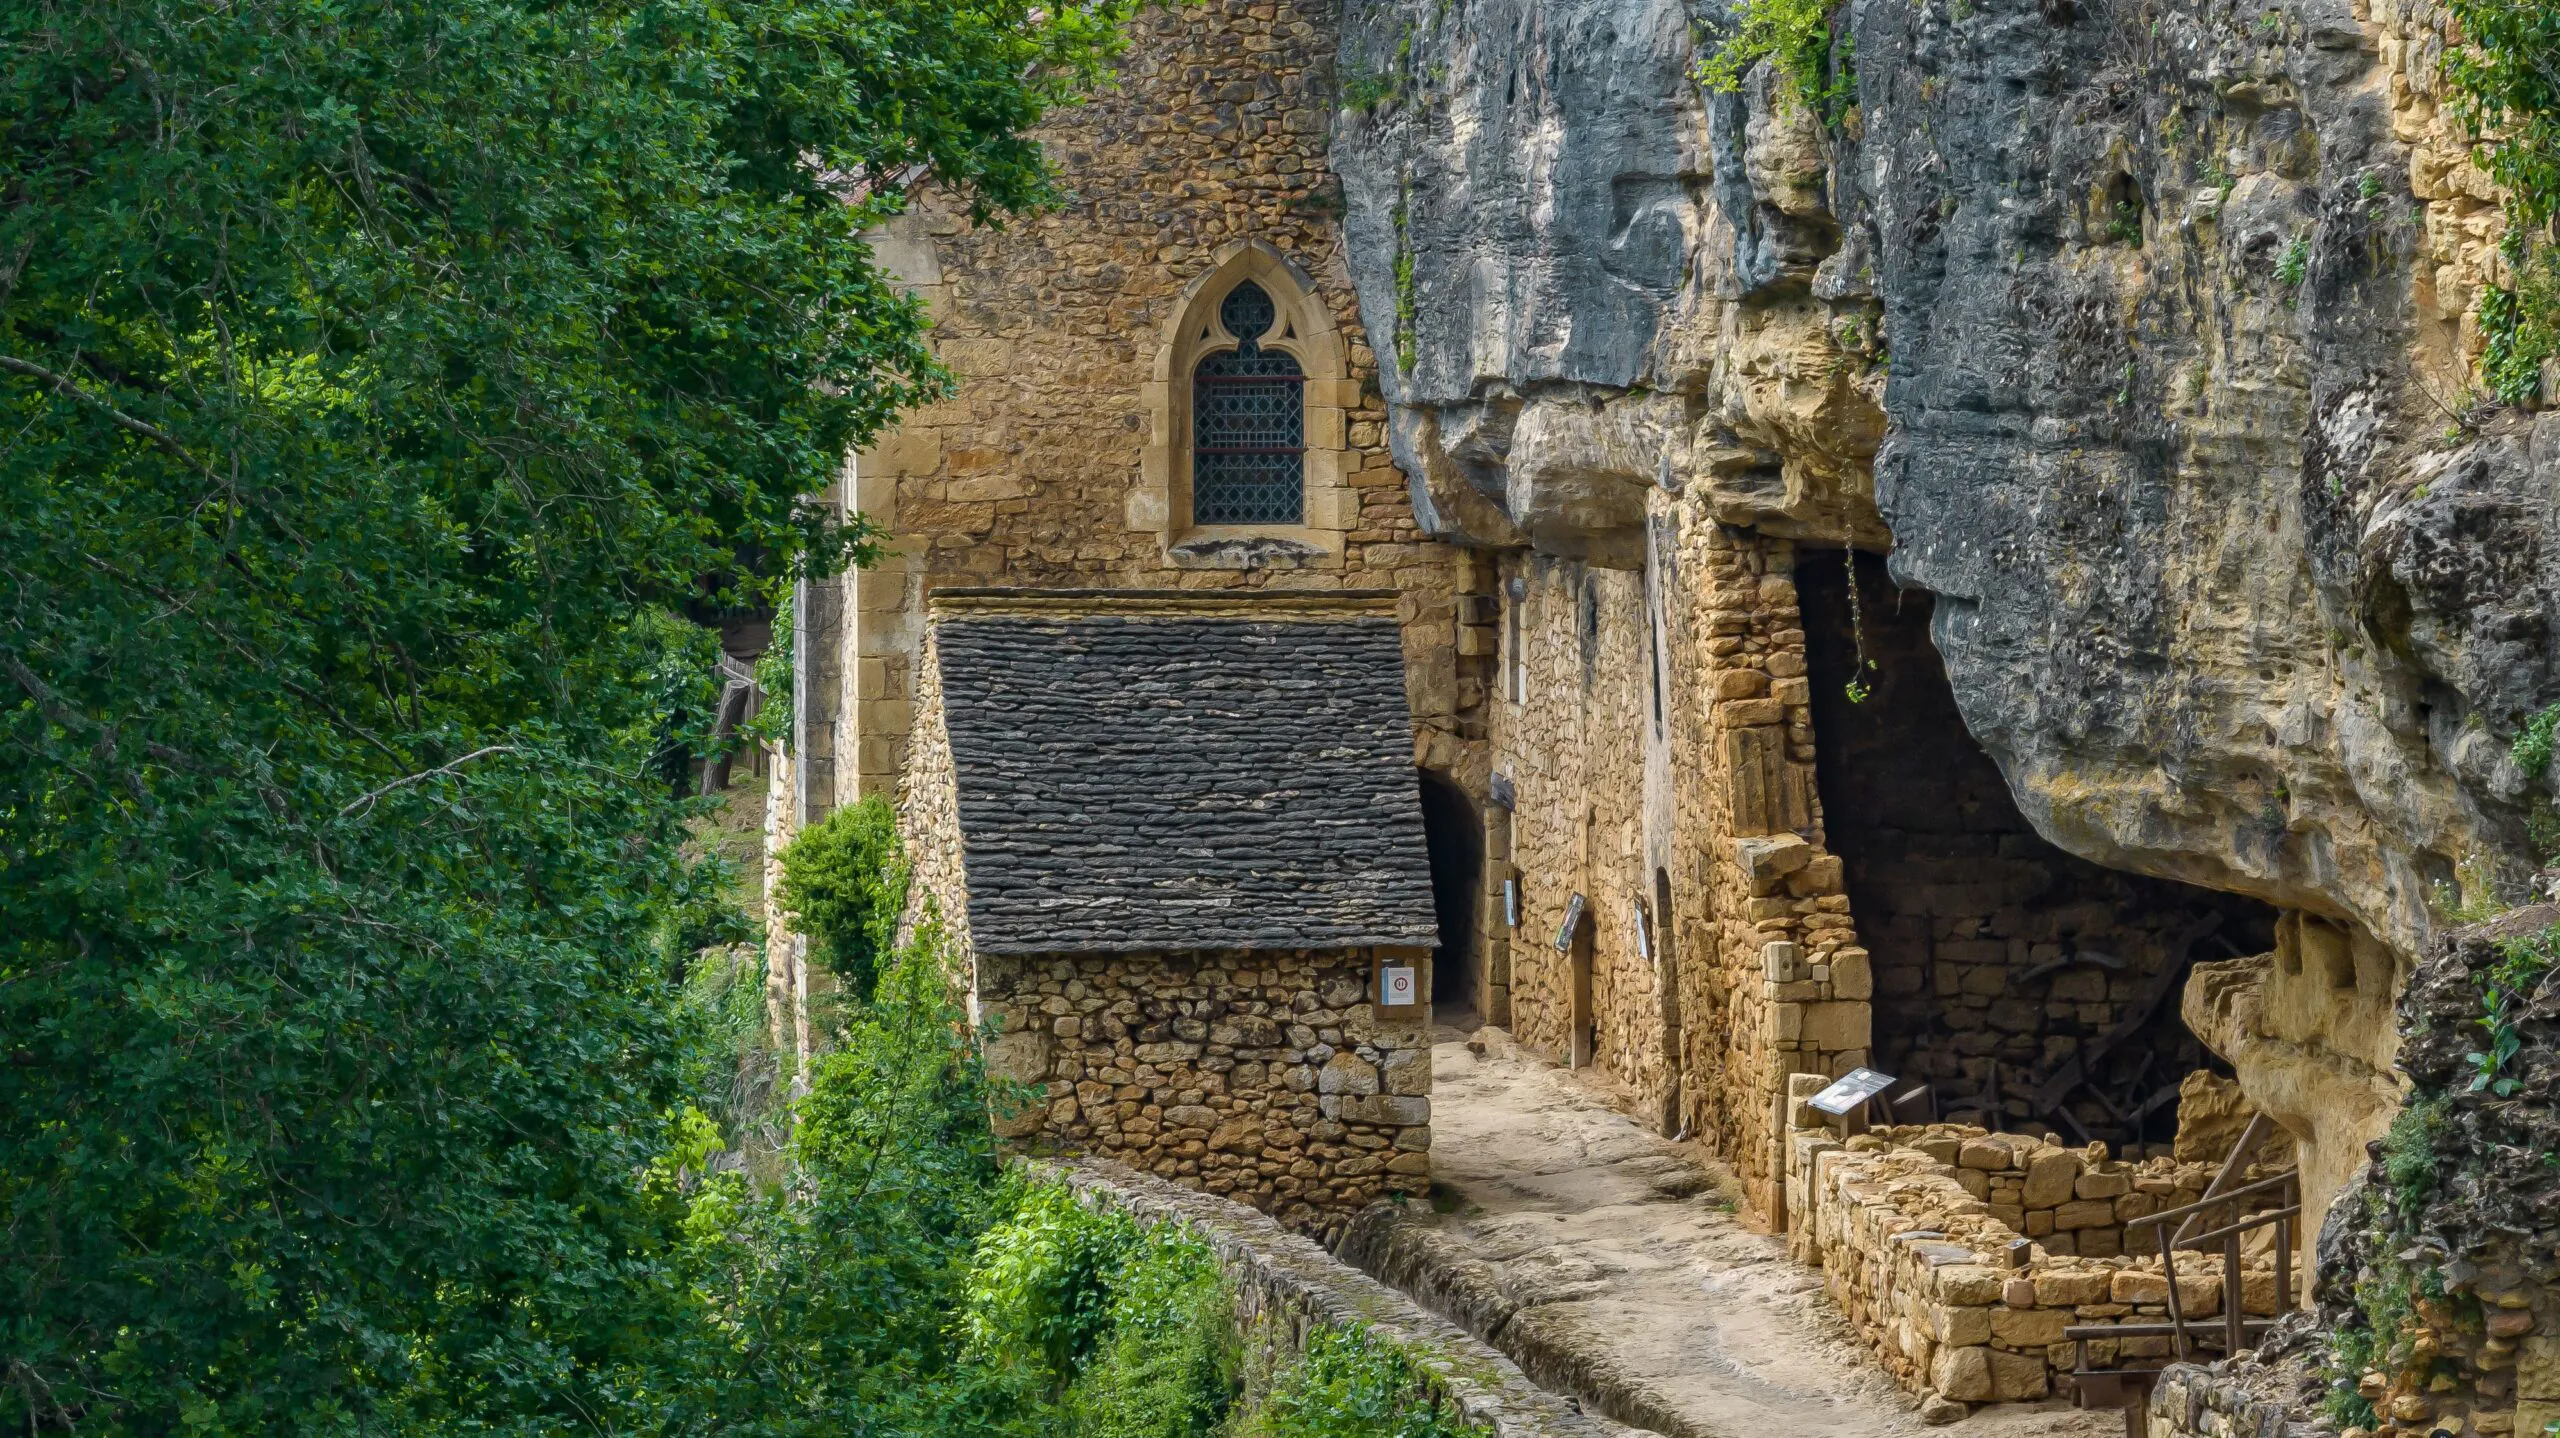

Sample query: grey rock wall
[1329,0,2560,961]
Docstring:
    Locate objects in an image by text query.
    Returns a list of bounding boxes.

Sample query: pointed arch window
[1190,280,1305,525]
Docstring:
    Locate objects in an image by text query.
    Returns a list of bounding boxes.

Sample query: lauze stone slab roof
[929,591,1440,955]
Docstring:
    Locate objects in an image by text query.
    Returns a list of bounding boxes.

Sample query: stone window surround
[1135,239,1355,570]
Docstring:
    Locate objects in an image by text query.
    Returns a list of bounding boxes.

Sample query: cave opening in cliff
[1794,549,2280,1155]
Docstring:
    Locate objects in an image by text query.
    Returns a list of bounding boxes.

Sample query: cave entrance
[1417,769,1484,1021]
[1794,550,2279,1155]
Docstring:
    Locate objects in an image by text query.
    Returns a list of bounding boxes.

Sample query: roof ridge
[928,587,1400,620]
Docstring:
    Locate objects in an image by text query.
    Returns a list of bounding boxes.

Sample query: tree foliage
[776,796,911,1003]
[1693,0,1854,127]
[0,0,1137,1428]
[2445,0,2560,402]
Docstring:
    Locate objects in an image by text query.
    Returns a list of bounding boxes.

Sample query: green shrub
[2514,702,2560,779]
[661,928,1038,1436]
[964,1182,1144,1384]
[2276,232,2312,289]
[776,795,911,1001]
[1238,1324,1491,1438]
[2443,0,2560,405]
[962,1183,1238,1435]
[1064,1226,1239,1438]
[1694,0,1854,124]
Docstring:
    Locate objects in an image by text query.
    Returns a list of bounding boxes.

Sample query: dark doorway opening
[1795,550,2278,1152]
[1417,770,1483,1019]
[1651,867,1683,1136]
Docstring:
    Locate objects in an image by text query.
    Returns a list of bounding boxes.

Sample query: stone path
[1342,1027,2121,1438]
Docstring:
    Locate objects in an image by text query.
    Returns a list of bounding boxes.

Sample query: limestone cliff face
[1332,0,1889,572]
[1332,0,2560,963]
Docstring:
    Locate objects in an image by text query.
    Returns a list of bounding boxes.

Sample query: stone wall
[979,947,1433,1242]
[1491,515,1875,1217]
[1786,1098,2298,1412]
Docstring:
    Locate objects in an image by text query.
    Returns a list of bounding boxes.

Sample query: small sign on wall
[1553,892,1586,952]
[1380,965,1417,1007]
[1376,955,1425,1015]
[1504,877,1520,929]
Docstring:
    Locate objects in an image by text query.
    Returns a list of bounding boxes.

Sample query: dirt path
[1345,1028,2121,1438]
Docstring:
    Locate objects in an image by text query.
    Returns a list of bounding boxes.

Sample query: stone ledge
[1046,1157,1629,1438]
[1337,1200,1713,1438]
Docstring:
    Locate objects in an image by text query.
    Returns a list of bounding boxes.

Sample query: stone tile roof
[927,590,1439,955]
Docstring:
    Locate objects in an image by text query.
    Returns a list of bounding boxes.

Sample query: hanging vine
[1842,549,1876,704]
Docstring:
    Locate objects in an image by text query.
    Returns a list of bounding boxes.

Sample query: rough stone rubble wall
[978,948,1433,1243]
[1491,515,1874,1216]
[1786,1108,2296,1405]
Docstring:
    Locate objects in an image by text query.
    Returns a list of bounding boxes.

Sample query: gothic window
[1190,280,1305,525]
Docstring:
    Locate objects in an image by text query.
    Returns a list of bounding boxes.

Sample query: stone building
[902,589,1439,1235]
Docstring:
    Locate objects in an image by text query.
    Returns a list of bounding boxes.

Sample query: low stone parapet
[1786,1110,2293,1410]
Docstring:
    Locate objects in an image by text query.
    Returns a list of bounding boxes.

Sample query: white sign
[1380,966,1418,1008]
[1810,1067,1898,1117]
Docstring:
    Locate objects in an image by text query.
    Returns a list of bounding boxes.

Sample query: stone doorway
[1792,550,2278,1152]
[1418,769,1484,1017]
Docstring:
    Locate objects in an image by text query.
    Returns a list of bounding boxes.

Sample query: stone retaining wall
[981,949,1432,1242]
[1786,1099,2293,1409]
[2146,1349,2327,1438]
[1047,1157,1620,1438]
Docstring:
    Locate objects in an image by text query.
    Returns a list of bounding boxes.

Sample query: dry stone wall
[977,947,1433,1243]
[1786,1098,2299,1408]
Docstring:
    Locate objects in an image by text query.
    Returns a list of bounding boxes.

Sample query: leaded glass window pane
[1192,280,1304,525]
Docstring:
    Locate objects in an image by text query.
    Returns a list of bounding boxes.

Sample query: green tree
[659,928,1041,1437]
[0,0,1135,1429]
[777,795,912,1003]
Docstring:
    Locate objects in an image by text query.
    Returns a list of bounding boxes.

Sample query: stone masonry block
[2022,1149,2080,1208]
[1341,1094,1429,1126]
[1802,1001,1869,1050]
[1992,1306,2069,1347]
[1737,834,1813,884]
[2053,1199,2115,1231]
[1988,1347,2049,1401]
[1935,1266,2005,1306]
[1934,1305,1993,1347]
[1959,1139,2014,1171]
[2518,1336,2560,1401]
[1318,1051,1380,1095]
[1933,1345,1996,1402]
[1830,946,1873,1000]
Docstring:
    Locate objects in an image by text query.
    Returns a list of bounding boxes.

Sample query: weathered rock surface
[1333,0,1890,569]
[1332,0,2560,959]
